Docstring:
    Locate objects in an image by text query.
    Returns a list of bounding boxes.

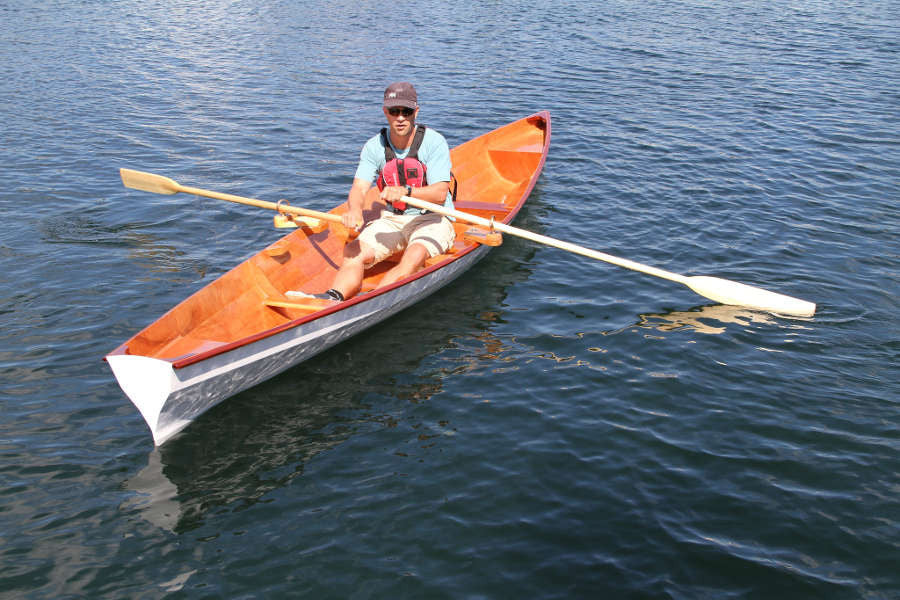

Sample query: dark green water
[1,1,898,598]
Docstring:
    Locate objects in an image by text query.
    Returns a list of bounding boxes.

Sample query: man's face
[384,105,418,137]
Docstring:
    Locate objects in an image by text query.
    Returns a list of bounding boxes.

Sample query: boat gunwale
[106,111,551,370]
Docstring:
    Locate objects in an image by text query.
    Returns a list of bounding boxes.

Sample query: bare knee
[397,244,429,274]
[407,242,430,261]
[342,241,374,267]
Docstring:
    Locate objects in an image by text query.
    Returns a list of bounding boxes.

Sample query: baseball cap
[383,82,418,109]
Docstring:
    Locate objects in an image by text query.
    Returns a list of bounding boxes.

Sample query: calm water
[2,1,898,598]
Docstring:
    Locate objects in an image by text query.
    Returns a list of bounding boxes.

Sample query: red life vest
[376,125,428,212]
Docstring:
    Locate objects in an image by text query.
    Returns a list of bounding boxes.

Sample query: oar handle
[399,195,688,284]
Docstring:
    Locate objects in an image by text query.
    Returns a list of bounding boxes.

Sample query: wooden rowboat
[107,112,552,445]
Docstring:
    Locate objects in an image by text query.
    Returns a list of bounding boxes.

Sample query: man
[289,82,455,302]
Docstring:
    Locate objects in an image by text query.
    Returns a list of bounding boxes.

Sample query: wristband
[405,185,412,197]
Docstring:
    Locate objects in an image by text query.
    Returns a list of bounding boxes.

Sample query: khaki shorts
[358,211,456,266]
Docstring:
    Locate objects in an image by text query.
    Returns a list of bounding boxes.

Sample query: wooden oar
[400,195,816,317]
[119,169,344,226]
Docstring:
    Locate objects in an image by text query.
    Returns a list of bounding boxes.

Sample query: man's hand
[379,185,409,205]
[342,208,364,231]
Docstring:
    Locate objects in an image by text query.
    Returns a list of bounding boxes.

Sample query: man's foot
[285,288,345,301]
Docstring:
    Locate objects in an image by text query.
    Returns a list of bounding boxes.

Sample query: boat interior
[112,114,549,363]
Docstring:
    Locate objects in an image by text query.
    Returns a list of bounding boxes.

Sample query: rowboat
[107,112,552,445]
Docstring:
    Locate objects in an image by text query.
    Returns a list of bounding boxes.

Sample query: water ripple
[2,1,899,598]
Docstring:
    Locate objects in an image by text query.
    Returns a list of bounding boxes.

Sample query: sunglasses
[387,106,416,117]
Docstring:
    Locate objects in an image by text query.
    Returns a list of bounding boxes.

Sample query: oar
[400,195,816,317]
[119,168,345,227]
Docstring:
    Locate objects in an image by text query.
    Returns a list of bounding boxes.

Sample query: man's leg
[332,238,377,299]
[379,242,430,288]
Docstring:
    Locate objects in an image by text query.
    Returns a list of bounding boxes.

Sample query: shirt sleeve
[353,134,384,183]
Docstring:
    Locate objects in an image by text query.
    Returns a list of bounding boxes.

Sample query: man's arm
[343,178,371,229]
[379,180,449,206]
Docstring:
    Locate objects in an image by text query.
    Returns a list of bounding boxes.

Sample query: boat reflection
[121,449,181,532]
[121,203,546,533]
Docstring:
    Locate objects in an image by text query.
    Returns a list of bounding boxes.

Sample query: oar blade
[686,276,816,317]
[120,168,180,195]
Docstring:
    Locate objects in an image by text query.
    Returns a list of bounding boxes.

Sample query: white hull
[108,246,489,445]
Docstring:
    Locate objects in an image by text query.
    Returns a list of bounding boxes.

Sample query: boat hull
[109,245,490,444]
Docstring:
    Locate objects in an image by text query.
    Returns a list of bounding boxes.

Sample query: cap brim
[383,99,417,109]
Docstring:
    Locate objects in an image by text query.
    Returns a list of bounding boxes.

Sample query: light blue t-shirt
[354,125,454,214]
